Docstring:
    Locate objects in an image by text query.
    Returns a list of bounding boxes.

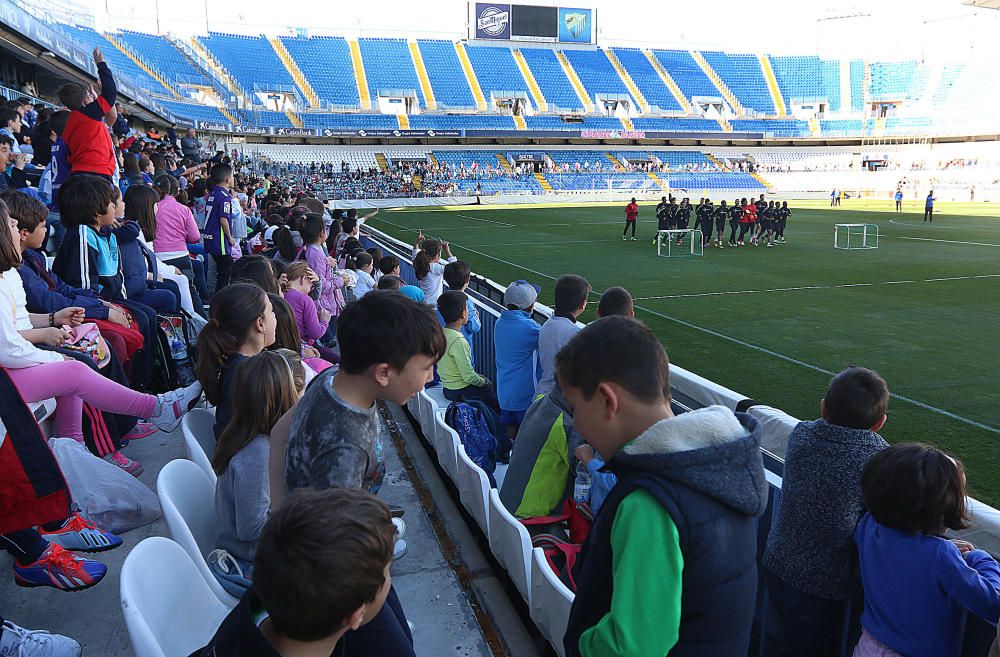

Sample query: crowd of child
[3,49,1000,657]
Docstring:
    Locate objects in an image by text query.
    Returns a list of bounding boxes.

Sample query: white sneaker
[393,538,408,560]
[0,620,81,657]
[149,381,203,432]
[392,517,406,540]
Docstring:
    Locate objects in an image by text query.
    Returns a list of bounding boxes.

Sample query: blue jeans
[131,282,179,314]
[763,570,845,657]
[207,549,253,599]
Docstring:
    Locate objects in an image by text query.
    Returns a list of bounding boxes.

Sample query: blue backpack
[445,401,499,487]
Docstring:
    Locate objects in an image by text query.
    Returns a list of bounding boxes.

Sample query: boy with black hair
[283,292,443,657]
[442,260,480,353]
[437,290,497,409]
[190,488,396,657]
[536,274,590,396]
[377,253,400,278]
[763,366,890,657]
[596,286,633,318]
[376,274,403,291]
[203,163,235,292]
[0,135,28,192]
[57,48,117,179]
[559,316,766,657]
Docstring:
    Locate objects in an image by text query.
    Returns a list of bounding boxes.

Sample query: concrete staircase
[454,43,487,111]
[496,153,512,172]
[605,49,648,114]
[691,50,745,116]
[705,153,730,171]
[408,41,437,110]
[375,153,390,172]
[534,172,553,192]
[284,109,303,128]
[758,54,787,116]
[103,33,181,99]
[647,171,667,190]
[397,114,410,129]
[268,35,320,109]
[749,171,775,193]
[512,49,548,112]
[716,117,733,132]
[619,116,635,131]
[512,114,527,130]
[348,40,372,111]
[808,117,821,137]
[605,153,624,171]
[644,50,690,113]
[428,152,439,167]
[555,51,594,113]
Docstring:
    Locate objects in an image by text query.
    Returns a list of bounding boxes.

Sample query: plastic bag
[48,438,161,533]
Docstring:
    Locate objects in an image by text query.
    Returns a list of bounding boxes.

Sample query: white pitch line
[896,236,1000,248]
[440,243,1000,435]
[634,274,1000,300]
[631,303,1000,435]
[888,219,1000,230]
[456,213,514,227]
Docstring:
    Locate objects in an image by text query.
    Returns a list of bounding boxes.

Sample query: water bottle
[573,462,591,505]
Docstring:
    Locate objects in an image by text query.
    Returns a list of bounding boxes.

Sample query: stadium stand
[519,47,584,112]
[358,38,425,107]
[199,32,296,101]
[409,114,516,130]
[57,24,173,96]
[632,116,723,132]
[701,50,776,115]
[418,40,476,109]
[652,49,721,103]
[156,99,231,124]
[769,56,825,110]
[729,119,810,138]
[300,113,398,130]
[116,30,205,92]
[562,49,636,108]
[464,44,533,107]
[612,48,684,113]
[280,36,360,108]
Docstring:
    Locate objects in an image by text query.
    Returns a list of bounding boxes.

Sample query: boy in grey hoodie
[762,366,891,657]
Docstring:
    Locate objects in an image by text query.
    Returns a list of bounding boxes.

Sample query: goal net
[656,229,704,257]
[834,223,879,250]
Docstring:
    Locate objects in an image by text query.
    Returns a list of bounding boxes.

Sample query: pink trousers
[8,360,158,441]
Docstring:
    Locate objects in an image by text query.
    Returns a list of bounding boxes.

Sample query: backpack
[149,312,199,393]
[520,498,594,592]
[445,401,498,487]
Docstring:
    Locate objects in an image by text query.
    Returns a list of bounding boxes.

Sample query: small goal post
[656,229,704,257]
[834,223,879,250]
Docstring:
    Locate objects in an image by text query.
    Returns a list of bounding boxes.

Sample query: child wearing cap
[494,280,542,439]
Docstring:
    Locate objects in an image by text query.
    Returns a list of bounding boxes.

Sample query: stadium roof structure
[963,0,1000,9]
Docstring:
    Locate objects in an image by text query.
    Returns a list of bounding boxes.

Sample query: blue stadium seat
[729,119,809,137]
[769,56,828,111]
[116,30,205,92]
[299,113,398,130]
[280,36,359,108]
[562,49,635,108]
[200,33,295,102]
[418,40,476,109]
[820,119,865,137]
[613,48,683,113]
[869,61,926,101]
[850,61,864,112]
[464,44,532,108]
[57,25,171,95]
[409,115,515,130]
[701,51,775,114]
[358,38,425,108]
[632,117,722,133]
[652,50,719,104]
[155,100,230,124]
[519,48,583,112]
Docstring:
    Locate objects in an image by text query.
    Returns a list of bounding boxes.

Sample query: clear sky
[86,0,999,61]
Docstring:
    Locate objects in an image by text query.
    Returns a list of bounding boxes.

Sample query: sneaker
[13,544,107,592]
[0,620,81,657]
[393,538,408,560]
[622,236,626,241]
[38,510,122,553]
[103,451,143,478]
[630,237,637,241]
[149,381,203,432]
[122,421,157,441]
[392,517,407,540]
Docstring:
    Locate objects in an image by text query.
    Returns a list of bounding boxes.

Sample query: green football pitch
[367,199,1000,505]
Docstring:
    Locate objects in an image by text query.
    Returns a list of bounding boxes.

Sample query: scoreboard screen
[471,3,594,43]
[511,5,557,39]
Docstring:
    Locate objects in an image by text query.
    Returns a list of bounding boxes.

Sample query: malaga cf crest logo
[478,6,509,36]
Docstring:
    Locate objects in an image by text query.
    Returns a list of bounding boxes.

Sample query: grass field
[367,199,1000,505]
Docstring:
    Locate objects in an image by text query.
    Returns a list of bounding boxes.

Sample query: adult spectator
[181,129,202,163]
